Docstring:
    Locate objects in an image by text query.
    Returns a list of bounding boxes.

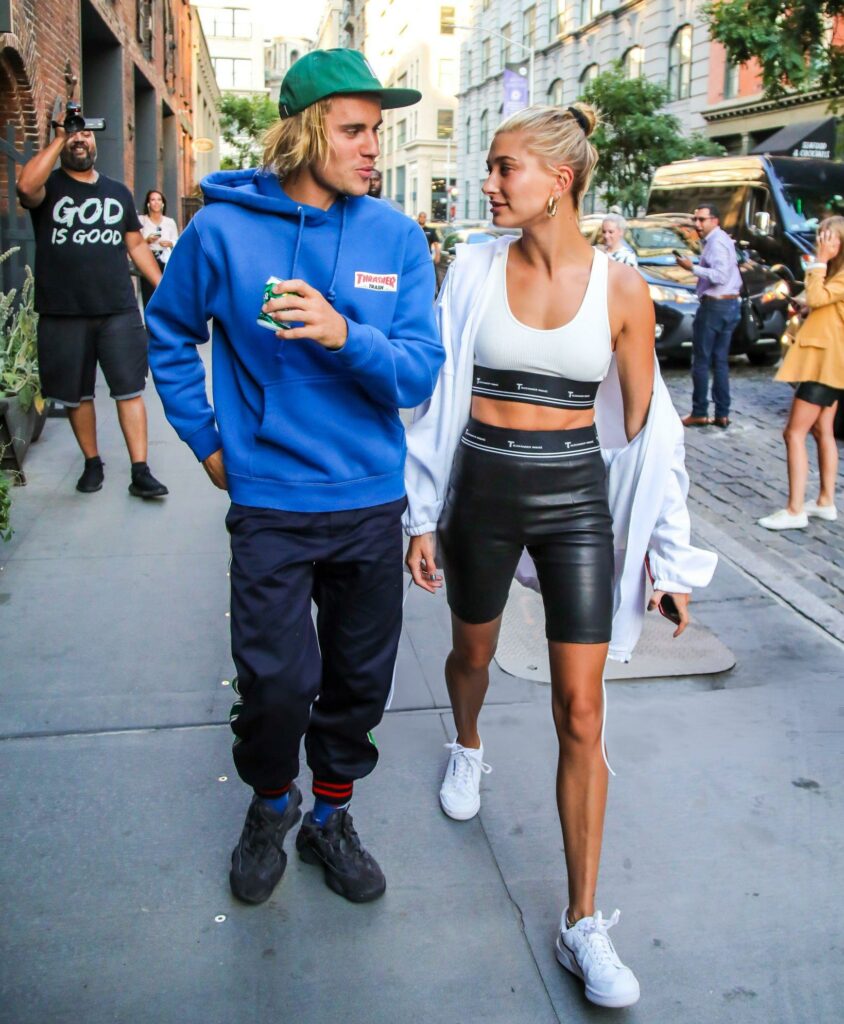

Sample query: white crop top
[473,245,613,392]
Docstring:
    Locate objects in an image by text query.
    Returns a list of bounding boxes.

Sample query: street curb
[694,515,844,648]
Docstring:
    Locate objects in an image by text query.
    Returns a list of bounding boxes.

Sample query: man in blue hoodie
[145,50,441,905]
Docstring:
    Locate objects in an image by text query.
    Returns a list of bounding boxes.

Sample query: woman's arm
[609,263,655,442]
[804,266,844,309]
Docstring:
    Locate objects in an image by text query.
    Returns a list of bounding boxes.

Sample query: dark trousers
[226,498,406,793]
[691,298,741,419]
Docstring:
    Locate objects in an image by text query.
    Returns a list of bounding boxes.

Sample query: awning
[751,117,836,159]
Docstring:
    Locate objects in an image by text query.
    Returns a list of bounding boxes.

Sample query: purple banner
[502,65,529,118]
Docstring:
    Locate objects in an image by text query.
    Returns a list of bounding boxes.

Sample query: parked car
[646,155,844,285]
[581,215,790,364]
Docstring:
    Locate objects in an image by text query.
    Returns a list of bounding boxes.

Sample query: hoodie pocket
[250,376,405,484]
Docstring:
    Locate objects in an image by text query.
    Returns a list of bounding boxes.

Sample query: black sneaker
[128,463,169,499]
[296,808,386,903]
[76,456,104,493]
[229,785,303,905]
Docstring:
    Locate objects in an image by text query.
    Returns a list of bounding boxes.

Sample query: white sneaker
[805,500,838,521]
[439,741,492,821]
[757,508,809,530]
[555,908,640,1009]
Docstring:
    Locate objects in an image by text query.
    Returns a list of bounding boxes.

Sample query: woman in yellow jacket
[759,218,844,530]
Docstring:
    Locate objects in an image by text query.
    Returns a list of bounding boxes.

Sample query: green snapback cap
[278,48,421,118]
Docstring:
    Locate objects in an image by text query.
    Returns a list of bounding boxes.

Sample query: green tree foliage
[702,0,844,102]
[218,94,278,169]
[580,64,724,215]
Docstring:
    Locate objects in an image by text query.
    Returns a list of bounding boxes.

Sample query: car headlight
[648,283,696,304]
[760,279,790,303]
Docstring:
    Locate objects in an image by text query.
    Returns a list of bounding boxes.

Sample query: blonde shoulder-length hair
[818,216,844,280]
[262,99,333,179]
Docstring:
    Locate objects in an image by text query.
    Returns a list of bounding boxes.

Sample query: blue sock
[259,791,289,814]
[312,798,348,826]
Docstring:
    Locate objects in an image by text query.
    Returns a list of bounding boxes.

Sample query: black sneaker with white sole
[229,784,303,904]
[128,463,169,499]
[296,807,386,903]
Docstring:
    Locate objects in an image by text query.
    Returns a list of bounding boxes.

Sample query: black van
[646,156,844,283]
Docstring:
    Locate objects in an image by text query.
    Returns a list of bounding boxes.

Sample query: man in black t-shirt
[17,122,168,497]
[416,211,441,264]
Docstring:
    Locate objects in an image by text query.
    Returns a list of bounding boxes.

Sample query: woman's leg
[549,640,610,923]
[445,613,503,748]
[784,397,824,512]
[811,401,839,506]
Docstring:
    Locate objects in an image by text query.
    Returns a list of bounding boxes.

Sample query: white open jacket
[403,237,717,663]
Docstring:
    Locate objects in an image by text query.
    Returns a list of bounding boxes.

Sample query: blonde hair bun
[568,102,598,138]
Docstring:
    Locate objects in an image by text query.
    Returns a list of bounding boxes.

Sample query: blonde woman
[759,218,844,530]
[404,105,716,1008]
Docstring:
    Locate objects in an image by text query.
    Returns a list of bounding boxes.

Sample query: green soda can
[257,276,292,331]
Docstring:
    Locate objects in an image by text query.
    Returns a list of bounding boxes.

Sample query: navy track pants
[225,498,406,793]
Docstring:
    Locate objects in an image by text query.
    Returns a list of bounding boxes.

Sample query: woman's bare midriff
[471,395,595,431]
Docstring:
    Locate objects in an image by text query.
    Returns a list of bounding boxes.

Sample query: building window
[522,6,536,50]
[439,58,457,92]
[549,0,565,41]
[723,53,739,99]
[440,6,455,34]
[482,38,491,79]
[438,109,454,140]
[668,25,693,101]
[579,0,601,25]
[548,78,564,106]
[500,23,512,65]
[386,168,393,197]
[579,63,598,90]
[201,6,251,38]
[397,119,407,147]
[386,126,393,153]
[622,45,644,80]
[212,57,252,89]
[479,110,489,151]
[465,179,471,218]
[396,166,406,207]
[478,181,486,219]
[465,115,472,154]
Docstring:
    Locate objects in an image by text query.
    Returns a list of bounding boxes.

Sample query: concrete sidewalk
[1,376,842,1024]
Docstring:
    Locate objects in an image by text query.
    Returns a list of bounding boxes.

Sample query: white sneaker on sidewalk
[757,508,809,530]
[439,740,492,821]
[555,908,640,1009]
[804,500,838,521]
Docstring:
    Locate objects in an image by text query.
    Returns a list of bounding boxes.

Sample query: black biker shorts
[438,418,614,644]
[795,381,840,408]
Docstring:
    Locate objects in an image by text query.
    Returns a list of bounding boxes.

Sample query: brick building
[0,0,202,288]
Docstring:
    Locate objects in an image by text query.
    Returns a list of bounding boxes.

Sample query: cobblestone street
[663,359,844,634]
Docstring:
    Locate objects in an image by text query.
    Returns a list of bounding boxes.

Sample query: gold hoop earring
[546,194,559,218]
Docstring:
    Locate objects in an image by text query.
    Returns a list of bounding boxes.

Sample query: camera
[52,101,106,134]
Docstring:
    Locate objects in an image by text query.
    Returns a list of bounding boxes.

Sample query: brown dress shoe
[713,416,730,428]
[681,414,712,427]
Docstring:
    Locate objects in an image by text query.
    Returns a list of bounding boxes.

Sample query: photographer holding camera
[16,104,168,498]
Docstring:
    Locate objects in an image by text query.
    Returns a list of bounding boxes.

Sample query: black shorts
[37,310,148,407]
[794,381,840,408]
[438,419,614,644]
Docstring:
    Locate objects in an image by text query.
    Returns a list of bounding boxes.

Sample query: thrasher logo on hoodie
[354,271,398,292]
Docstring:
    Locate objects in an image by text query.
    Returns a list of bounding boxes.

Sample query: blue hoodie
[145,170,442,512]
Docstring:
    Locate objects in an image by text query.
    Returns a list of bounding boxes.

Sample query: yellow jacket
[776,265,844,390]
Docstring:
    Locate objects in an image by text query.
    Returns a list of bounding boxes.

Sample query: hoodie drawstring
[325,199,347,304]
[290,205,306,280]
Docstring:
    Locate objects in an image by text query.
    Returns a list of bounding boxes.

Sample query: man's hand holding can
[259,277,348,350]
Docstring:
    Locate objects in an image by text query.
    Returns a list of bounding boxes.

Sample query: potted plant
[0,246,44,483]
